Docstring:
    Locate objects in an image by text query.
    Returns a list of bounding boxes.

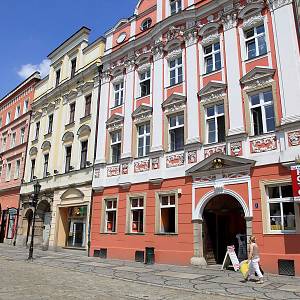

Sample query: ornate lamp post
[28,180,41,260]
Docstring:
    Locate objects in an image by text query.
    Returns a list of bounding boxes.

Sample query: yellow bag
[240,260,249,279]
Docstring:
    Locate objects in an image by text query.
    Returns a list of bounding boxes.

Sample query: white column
[95,72,110,164]
[185,30,200,145]
[122,60,135,159]
[151,43,164,153]
[223,15,245,136]
[269,0,300,124]
[157,0,163,22]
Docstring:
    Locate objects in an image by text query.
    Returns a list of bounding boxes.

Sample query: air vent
[135,251,144,263]
[278,259,295,276]
[93,249,101,257]
[99,248,107,259]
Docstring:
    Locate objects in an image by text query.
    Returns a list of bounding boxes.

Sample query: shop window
[250,90,275,136]
[48,114,53,134]
[71,58,77,79]
[204,42,221,74]
[245,24,267,60]
[169,56,183,86]
[114,81,124,107]
[160,194,176,233]
[84,94,92,117]
[111,131,121,164]
[169,114,184,151]
[206,103,225,144]
[69,102,76,124]
[35,122,40,140]
[139,69,151,97]
[170,0,182,15]
[105,199,117,233]
[267,185,296,232]
[137,123,150,157]
[130,197,144,233]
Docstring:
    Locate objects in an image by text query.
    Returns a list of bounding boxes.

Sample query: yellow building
[17,27,105,253]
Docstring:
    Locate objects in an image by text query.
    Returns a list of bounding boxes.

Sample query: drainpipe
[87,64,103,257]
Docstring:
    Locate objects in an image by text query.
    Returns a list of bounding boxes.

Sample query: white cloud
[17,59,51,79]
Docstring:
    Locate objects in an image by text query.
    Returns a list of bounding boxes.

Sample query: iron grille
[278,259,295,276]
[135,251,144,263]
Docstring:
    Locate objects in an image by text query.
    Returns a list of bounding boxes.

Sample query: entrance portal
[203,194,247,264]
[0,209,7,243]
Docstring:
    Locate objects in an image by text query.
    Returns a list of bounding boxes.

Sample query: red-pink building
[91,0,300,276]
[0,72,40,244]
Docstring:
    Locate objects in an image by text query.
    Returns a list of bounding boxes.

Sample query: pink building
[0,72,40,244]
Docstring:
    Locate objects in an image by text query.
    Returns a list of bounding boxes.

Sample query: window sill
[165,81,184,89]
[155,233,178,236]
[80,114,91,123]
[136,94,151,100]
[65,122,75,129]
[249,131,275,140]
[245,53,268,63]
[202,68,222,77]
[101,232,118,235]
[44,132,52,139]
[203,141,226,147]
[110,104,124,109]
[125,233,145,236]
[166,149,184,154]
[264,231,297,235]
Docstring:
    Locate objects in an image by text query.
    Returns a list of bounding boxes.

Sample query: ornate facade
[91,0,300,276]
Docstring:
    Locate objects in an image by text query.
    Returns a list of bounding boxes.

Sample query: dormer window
[55,69,61,87]
[245,24,267,60]
[71,58,77,79]
[170,0,182,15]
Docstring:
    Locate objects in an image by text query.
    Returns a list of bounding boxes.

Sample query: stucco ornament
[251,136,277,153]
[231,142,243,156]
[183,28,198,47]
[214,181,224,194]
[166,153,184,168]
[204,145,226,158]
[242,14,264,30]
[221,11,238,31]
[151,42,164,61]
[200,32,220,47]
[166,26,184,41]
[107,165,120,177]
[288,130,300,147]
[267,0,293,10]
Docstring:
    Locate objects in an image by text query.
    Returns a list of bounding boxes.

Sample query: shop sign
[291,165,300,201]
[221,245,240,272]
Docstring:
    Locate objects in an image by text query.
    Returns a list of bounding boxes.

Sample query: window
[71,58,77,79]
[141,18,152,31]
[69,102,76,124]
[250,90,275,136]
[24,100,29,113]
[130,197,144,233]
[169,56,183,86]
[6,163,11,181]
[43,154,49,178]
[139,70,151,97]
[169,114,184,151]
[15,160,20,179]
[48,114,53,134]
[6,210,17,239]
[55,69,61,87]
[170,0,182,15]
[2,137,6,152]
[20,127,25,144]
[204,42,221,74]
[137,123,150,157]
[84,94,92,117]
[30,159,35,181]
[105,199,117,233]
[35,122,40,140]
[11,132,16,148]
[267,185,296,232]
[65,146,72,173]
[245,24,267,60]
[114,81,124,107]
[0,161,2,178]
[206,104,225,144]
[15,106,21,119]
[0,117,2,127]
[6,112,11,125]
[80,140,88,169]
[160,194,176,233]
[111,131,121,163]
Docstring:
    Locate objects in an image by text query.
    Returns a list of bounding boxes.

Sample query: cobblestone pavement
[0,245,300,300]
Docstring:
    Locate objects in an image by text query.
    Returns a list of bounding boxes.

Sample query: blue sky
[0,0,138,98]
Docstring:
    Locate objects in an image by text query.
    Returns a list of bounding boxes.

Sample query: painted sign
[221,245,240,272]
[291,165,300,201]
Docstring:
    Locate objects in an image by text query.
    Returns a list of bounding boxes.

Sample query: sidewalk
[1,244,300,300]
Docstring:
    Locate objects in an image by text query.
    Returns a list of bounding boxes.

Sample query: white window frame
[35,122,40,140]
[0,161,2,179]
[2,137,6,152]
[6,163,11,181]
[249,90,275,136]
[11,132,16,148]
[20,127,25,144]
[169,56,183,86]
[113,81,124,107]
[137,123,150,158]
[139,69,151,97]
[159,194,176,234]
[6,112,11,125]
[110,131,122,164]
[203,42,221,74]
[266,184,297,233]
[15,159,21,179]
[105,199,117,233]
[169,113,184,152]
[24,100,29,113]
[15,106,21,119]
[130,197,144,233]
[205,103,225,144]
[244,24,267,60]
[170,0,182,15]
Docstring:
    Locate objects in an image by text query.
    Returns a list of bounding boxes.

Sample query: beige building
[17,27,105,253]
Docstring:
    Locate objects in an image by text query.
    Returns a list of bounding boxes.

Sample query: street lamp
[28,180,41,260]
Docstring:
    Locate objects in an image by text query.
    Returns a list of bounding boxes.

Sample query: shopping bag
[240,260,249,279]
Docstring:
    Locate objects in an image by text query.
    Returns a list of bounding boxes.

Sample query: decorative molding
[165,47,182,61]
[111,74,124,84]
[137,62,151,74]
[106,114,124,132]
[200,33,220,47]
[214,181,224,194]
[124,57,136,73]
[288,130,300,147]
[121,163,129,175]
[242,14,264,30]
[151,157,160,170]
[204,145,226,158]
[134,159,150,173]
[151,41,164,61]
[94,168,101,179]
[188,150,198,164]
[101,71,111,84]
[107,165,120,177]
[132,104,153,124]
[230,142,243,156]
[250,136,277,153]
[198,81,227,104]
[162,93,186,113]
[166,153,184,168]
[221,12,238,31]
[267,0,293,11]
[166,25,184,42]
[183,28,199,47]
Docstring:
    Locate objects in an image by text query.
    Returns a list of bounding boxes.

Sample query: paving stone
[156,271,205,279]
[114,266,153,273]
[278,285,300,293]
[80,262,112,267]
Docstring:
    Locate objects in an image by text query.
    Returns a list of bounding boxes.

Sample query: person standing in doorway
[246,235,264,284]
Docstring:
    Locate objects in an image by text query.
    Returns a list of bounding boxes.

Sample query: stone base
[190,256,207,266]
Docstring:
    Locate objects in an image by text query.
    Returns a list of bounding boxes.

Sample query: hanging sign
[221,245,240,272]
[291,165,300,202]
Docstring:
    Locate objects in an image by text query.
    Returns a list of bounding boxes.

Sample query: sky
[0,0,138,99]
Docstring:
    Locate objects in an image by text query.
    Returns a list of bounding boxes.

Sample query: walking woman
[246,235,264,284]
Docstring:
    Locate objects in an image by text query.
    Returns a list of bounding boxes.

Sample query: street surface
[0,244,300,300]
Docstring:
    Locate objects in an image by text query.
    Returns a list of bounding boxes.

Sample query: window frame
[15,106,21,119]
[20,127,25,144]
[55,69,61,87]
[15,159,21,179]
[110,131,122,164]
[30,159,35,181]
[129,197,145,234]
[169,56,183,86]
[80,140,88,169]
[69,102,76,124]
[11,132,16,148]
[203,42,222,74]
[65,145,72,173]
[244,24,267,60]
[48,114,54,134]
[24,100,29,113]
[137,123,151,158]
[71,58,77,79]
[6,112,11,125]
[84,94,92,117]
[168,113,185,152]
[6,163,12,181]
[43,153,49,178]
[113,81,124,107]
[104,198,118,233]
[35,122,40,140]
[170,0,182,15]
[139,69,151,98]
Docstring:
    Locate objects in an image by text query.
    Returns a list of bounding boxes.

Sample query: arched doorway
[203,194,247,264]
[36,200,51,248]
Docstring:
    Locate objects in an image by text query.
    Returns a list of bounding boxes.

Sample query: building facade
[91,0,300,276]
[17,27,105,252]
[0,73,40,245]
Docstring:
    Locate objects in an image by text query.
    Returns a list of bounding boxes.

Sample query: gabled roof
[186,153,255,176]
[240,67,275,85]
